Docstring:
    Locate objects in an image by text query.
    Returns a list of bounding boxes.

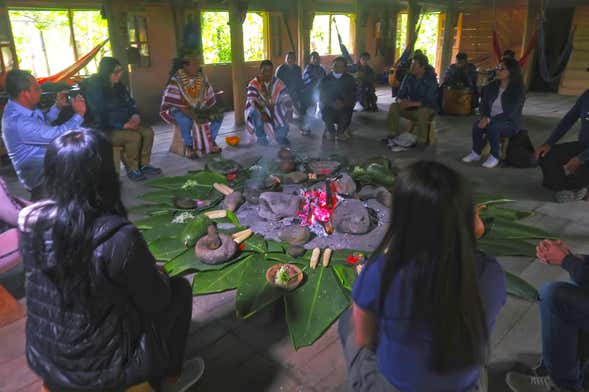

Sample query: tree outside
[311,14,351,56]
[244,12,265,62]
[201,11,232,64]
[9,9,110,77]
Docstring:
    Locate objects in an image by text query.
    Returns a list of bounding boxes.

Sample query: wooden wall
[559,5,589,96]
[459,6,526,70]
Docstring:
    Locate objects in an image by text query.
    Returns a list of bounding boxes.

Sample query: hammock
[537,22,576,83]
[492,30,538,67]
[36,38,109,85]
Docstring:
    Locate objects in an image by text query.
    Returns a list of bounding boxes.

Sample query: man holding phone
[1,70,86,200]
[535,88,589,203]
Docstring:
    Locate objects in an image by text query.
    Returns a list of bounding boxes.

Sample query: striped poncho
[245,76,293,144]
[160,69,218,155]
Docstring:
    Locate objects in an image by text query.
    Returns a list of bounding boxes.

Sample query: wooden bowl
[266,263,303,291]
[225,136,240,146]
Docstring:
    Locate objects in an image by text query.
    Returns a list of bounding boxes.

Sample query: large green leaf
[332,264,357,292]
[285,267,350,349]
[329,249,370,266]
[192,255,254,295]
[505,270,539,302]
[235,256,285,319]
[165,250,248,276]
[129,203,175,216]
[478,238,536,257]
[479,205,532,221]
[148,237,189,261]
[484,218,554,240]
[266,252,304,265]
[143,171,227,190]
[134,212,177,230]
[138,187,215,205]
[242,234,267,253]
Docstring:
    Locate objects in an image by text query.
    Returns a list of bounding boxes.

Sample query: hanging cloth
[537,21,576,83]
[36,38,109,85]
[492,29,538,67]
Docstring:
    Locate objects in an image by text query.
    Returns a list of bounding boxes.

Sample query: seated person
[390,59,410,98]
[160,52,223,159]
[442,52,479,109]
[506,239,589,392]
[300,51,327,135]
[388,53,439,148]
[355,52,378,112]
[82,57,161,182]
[245,60,294,146]
[462,58,525,168]
[275,52,304,112]
[318,56,357,142]
[1,70,86,200]
[535,89,589,203]
[487,49,516,82]
[0,177,27,274]
[20,130,204,392]
[340,160,505,392]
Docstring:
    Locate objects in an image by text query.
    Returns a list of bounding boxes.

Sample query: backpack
[505,129,537,168]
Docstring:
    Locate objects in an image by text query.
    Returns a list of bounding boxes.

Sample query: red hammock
[492,30,538,67]
[36,38,109,85]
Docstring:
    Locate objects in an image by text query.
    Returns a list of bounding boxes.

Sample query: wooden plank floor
[0,87,584,391]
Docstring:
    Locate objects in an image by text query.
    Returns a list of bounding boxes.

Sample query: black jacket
[319,73,357,110]
[479,80,526,129]
[21,206,171,390]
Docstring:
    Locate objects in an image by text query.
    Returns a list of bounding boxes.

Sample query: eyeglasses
[496,66,506,71]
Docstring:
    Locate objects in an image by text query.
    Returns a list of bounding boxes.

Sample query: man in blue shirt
[1,70,86,200]
[535,89,589,203]
[507,239,589,392]
[388,53,439,149]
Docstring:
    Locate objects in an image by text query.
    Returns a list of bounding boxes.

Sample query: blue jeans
[472,119,518,159]
[249,109,289,142]
[540,281,589,391]
[171,110,223,147]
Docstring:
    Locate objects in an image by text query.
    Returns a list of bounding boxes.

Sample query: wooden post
[297,0,314,68]
[521,0,540,90]
[406,0,419,51]
[103,0,128,68]
[355,0,368,57]
[439,1,457,79]
[229,0,248,125]
[67,10,80,61]
[390,9,398,65]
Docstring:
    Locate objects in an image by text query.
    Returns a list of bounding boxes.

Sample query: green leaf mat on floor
[133,163,556,349]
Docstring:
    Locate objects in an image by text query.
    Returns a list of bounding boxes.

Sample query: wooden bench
[408,116,436,145]
[169,124,187,157]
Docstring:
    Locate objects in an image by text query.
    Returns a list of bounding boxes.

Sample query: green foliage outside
[201,11,232,64]
[244,12,265,62]
[9,9,110,77]
[395,12,439,66]
[310,14,351,55]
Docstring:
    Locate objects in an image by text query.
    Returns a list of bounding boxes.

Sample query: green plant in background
[133,163,551,349]
[201,11,232,64]
[244,12,265,62]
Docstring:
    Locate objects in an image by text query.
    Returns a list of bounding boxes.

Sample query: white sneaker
[462,151,481,163]
[160,357,205,392]
[481,155,500,168]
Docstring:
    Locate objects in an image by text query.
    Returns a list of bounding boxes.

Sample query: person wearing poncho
[245,60,294,146]
[160,52,223,159]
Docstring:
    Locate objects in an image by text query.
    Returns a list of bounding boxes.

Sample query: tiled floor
[0,87,585,391]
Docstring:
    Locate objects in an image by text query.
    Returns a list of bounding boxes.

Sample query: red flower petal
[239,243,245,250]
[346,255,360,264]
[226,173,237,180]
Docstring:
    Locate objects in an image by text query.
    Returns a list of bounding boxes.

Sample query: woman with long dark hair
[463,57,526,168]
[19,130,203,391]
[339,160,506,391]
[82,57,161,181]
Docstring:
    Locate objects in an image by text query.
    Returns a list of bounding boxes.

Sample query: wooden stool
[0,283,24,328]
[113,146,123,174]
[169,124,186,157]
[408,116,436,144]
[442,86,473,115]
[42,381,153,392]
[481,137,510,160]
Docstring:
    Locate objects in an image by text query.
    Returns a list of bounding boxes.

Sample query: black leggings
[154,276,193,378]
[539,142,589,191]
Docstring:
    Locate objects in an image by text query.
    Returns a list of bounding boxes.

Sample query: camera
[65,88,82,103]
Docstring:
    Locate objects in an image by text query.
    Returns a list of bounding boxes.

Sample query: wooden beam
[229,0,247,125]
[296,0,314,67]
[406,0,419,51]
[439,1,457,79]
[521,0,540,90]
[355,0,368,56]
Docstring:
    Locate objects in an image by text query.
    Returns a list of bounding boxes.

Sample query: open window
[8,8,110,77]
[310,13,352,56]
[127,13,150,68]
[244,12,268,62]
[201,11,231,64]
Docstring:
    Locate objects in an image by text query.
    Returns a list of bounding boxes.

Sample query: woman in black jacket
[19,130,203,392]
[462,57,525,168]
